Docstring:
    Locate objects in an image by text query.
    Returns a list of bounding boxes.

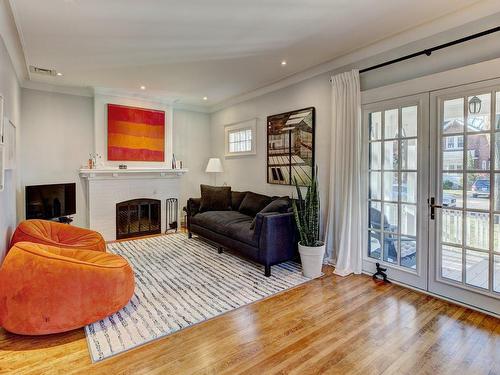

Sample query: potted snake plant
[292,169,325,278]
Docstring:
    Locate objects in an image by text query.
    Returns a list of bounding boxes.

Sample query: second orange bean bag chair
[0,242,135,335]
[10,219,106,252]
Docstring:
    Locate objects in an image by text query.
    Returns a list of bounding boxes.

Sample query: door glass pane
[384,140,398,170]
[370,172,381,200]
[401,139,417,170]
[466,134,490,170]
[401,172,417,203]
[370,112,382,140]
[401,204,416,236]
[400,236,416,269]
[495,174,500,211]
[369,231,381,259]
[442,245,462,282]
[442,173,462,208]
[465,212,489,250]
[496,92,500,130]
[383,233,398,264]
[370,141,381,169]
[466,174,490,210]
[384,203,398,233]
[443,98,464,134]
[442,209,462,245]
[369,201,382,230]
[442,136,463,170]
[384,109,398,139]
[494,214,500,252]
[494,133,500,169]
[465,250,489,289]
[494,255,500,293]
[467,94,490,132]
[402,106,417,138]
[383,172,398,201]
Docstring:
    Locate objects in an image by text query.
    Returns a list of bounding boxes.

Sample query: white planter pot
[298,242,325,278]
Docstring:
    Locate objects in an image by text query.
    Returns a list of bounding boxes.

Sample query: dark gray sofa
[186,191,297,276]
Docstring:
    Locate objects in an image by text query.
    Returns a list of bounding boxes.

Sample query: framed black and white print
[267,107,315,186]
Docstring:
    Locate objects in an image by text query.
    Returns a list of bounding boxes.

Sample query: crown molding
[209,0,500,113]
[22,80,94,97]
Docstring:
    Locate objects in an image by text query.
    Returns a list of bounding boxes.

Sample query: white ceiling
[9,0,487,107]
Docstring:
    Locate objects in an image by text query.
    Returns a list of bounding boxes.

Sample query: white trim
[224,118,257,158]
[1,1,29,81]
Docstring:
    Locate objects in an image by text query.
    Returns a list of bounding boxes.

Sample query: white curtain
[325,70,363,276]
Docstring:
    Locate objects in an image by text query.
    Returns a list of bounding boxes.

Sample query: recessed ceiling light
[203,96,208,101]
[281,60,287,66]
[56,72,63,76]
[140,85,146,90]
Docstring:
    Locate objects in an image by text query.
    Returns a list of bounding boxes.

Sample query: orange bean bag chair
[0,242,135,335]
[10,220,106,252]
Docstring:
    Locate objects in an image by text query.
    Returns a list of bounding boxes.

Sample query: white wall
[0,38,21,260]
[172,109,211,207]
[211,73,331,228]
[20,90,211,227]
[21,89,93,227]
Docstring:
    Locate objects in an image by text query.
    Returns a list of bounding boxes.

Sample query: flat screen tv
[25,183,76,220]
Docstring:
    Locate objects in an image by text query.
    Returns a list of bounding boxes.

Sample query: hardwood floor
[0,267,499,375]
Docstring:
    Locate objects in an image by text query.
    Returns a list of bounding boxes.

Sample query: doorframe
[362,93,429,291]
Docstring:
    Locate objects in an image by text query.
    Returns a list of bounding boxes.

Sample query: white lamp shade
[205,158,224,173]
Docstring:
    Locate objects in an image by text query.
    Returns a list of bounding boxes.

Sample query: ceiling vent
[29,65,57,76]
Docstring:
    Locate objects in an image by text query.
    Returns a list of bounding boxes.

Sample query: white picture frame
[224,118,257,158]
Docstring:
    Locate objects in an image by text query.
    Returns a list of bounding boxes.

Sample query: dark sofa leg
[265,265,271,277]
[188,231,192,239]
[218,247,224,254]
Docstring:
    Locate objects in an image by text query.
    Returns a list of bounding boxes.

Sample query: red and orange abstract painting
[107,104,165,161]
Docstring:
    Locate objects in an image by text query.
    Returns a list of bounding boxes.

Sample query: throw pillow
[231,191,247,211]
[238,192,272,217]
[250,197,290,229]
[199,185,232,212]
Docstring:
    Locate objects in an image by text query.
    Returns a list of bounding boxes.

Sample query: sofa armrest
[186,198,201,217]
[256,212,297,265]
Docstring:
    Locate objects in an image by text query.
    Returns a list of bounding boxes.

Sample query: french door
[363,94,429,290]
[363,81,500,316]
[429,80,500,315]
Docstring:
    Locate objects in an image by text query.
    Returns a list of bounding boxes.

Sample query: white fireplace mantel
[80,167,187,240]
[79,167,188,180]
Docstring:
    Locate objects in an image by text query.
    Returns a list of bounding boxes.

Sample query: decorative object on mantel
[292,167,324,278]
[267,107,315,186]
[205,157,224,186]
[87,152,102,169]
[119,164,127,169]
[165,198,178,233]
[107,103,165,162]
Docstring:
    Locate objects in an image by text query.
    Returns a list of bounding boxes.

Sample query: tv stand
[57,216,73,224]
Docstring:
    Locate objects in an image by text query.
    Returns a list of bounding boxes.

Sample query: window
[224,119,257,157]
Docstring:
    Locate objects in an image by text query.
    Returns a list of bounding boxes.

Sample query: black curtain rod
[349,25,500,74]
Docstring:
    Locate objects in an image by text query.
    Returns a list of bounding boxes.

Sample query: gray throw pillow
[231,191,247,211]
[239,192,272,217]
[250,197,290,229]
[199,185,232,212]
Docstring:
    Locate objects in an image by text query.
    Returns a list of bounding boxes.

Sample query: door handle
[429,197,442,220]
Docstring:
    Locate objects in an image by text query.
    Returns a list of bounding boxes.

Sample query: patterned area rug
[85,234,308,362]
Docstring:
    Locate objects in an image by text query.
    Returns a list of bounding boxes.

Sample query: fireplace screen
[116,199,161,239]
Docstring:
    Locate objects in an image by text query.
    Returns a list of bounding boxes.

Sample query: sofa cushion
[231,191,247,211]
[238,192,272,217]
[199,185,232,212]
[250,197,291,229]
[191,211,251,234]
